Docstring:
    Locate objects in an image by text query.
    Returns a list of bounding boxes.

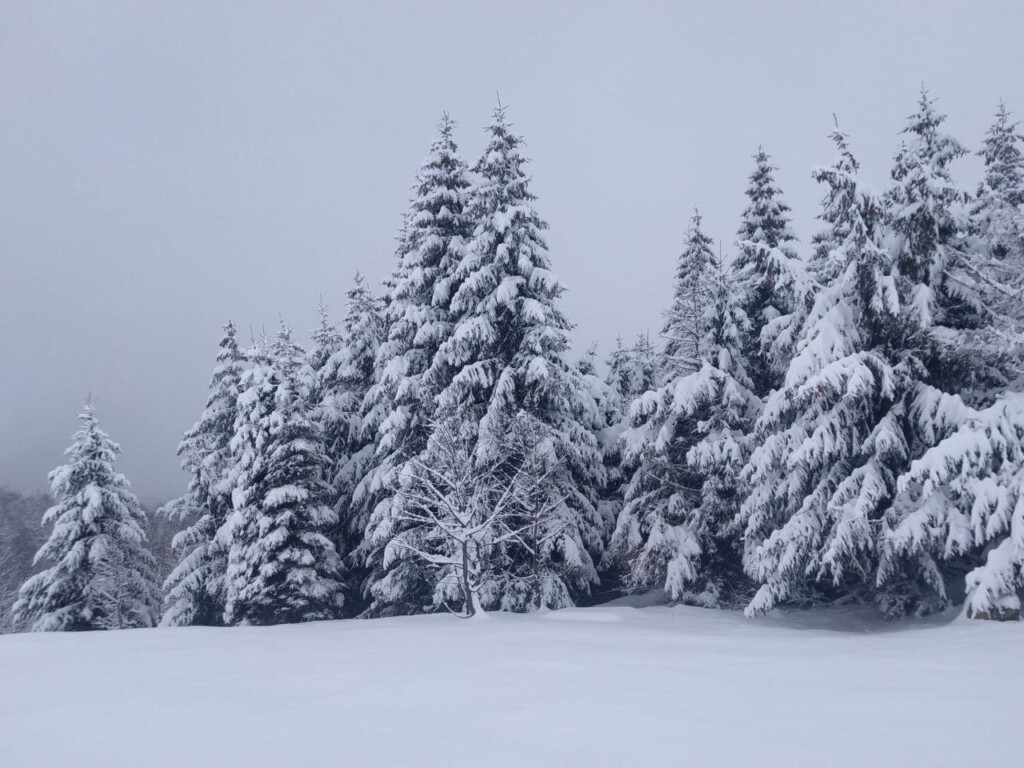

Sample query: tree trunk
[461,540,475,617]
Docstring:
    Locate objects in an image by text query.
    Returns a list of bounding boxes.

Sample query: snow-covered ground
[0,603,1020,767]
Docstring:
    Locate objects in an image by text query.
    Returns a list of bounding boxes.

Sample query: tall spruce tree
[612,248,758,606]
[401,104,605,612]
[14,404,160,631]
[883,90,1008,396]
[733,147,812,396]
[161,323,246,627]
[662,210,716,378]
[740,129,906,615]
[356,115,472,616]
[223,326,343,625]
[878,92,1019,613]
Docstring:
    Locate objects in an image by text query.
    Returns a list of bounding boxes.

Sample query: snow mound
[542,608,625,623]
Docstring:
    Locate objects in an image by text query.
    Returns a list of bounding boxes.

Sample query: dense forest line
[6,90,1024,632]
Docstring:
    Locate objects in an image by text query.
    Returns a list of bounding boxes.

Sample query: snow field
[0,604,1020,768]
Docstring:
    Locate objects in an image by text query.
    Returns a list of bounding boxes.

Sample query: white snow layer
[0,603,1019,767]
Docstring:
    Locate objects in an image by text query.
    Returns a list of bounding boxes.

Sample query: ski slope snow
[0,604,1019,767]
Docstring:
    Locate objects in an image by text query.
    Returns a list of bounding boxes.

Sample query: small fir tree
[307,300,344,402]
[14,404,160,631]
[629,331,660,397]
[662,209,716,378]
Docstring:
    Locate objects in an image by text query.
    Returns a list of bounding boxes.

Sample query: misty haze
[1,3,1022,767]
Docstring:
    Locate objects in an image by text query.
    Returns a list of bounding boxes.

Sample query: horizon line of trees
[7,90,1024,632]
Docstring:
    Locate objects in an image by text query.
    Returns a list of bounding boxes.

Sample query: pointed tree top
[903,88,946,137]
[276,317,293,342]
[80,398,97,422]
[438,111,456,136]
[316,295,330,323]
[490,97,511,128]
[986,100,1019,136]
[748,146,779,179]
[825,126,857,169]
[347,271,370,301]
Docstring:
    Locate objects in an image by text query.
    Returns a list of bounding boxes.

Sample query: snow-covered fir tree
[307,300,344,401]
[575,344,624,542]
[316,274,385,577]
[161,323,246,627]
[384,104,606,613]
[357,115,473,616]
[611,246,759,606]
[599,331,662,523]
[594,337,637,575]
[739,128,907,615]
[576,344,622,438]
[222,325,343,625]
[808,124,861,286]
[605,336,633,407]
[883,90,1010,396]
[630,331,661,396]
[878,93,1020,614]
[602,333,661,416]
[892,391,1024,620]
[970,101,1024,327]
[662,209,716,378]
[600,332,673,561]
[14,403,160,631]
[733,147,812,396]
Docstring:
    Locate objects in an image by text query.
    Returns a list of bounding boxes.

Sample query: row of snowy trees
[11,92,1024,631]
[611,94,1024,620]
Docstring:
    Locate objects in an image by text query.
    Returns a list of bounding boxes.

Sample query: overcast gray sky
[2,1,1022,503]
